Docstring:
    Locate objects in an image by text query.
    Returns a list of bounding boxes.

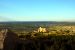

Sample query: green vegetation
[1,22,75,50]
[17,35,75,50]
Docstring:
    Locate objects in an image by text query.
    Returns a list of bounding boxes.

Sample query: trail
[0,29,8,49]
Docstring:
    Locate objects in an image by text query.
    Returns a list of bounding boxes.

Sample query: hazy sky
[0,0,75,21]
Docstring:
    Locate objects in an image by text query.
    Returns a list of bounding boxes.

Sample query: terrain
[0,21,75,50]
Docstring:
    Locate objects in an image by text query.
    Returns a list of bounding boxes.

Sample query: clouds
[0,13,16,21]
[0,16,14,21]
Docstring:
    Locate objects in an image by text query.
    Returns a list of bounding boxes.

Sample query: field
[0,22,75,50]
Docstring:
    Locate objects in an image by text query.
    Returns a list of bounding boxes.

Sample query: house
[38,27,47,33]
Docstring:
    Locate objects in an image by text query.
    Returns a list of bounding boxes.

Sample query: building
[38,27,47,33]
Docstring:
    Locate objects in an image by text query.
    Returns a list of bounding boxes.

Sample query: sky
[0,0,75,21]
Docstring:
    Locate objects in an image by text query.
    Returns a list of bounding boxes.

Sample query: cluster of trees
[17,35,75,50]
[1,23,75,50]
[1,29,75,50]
[17,27,75,50]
